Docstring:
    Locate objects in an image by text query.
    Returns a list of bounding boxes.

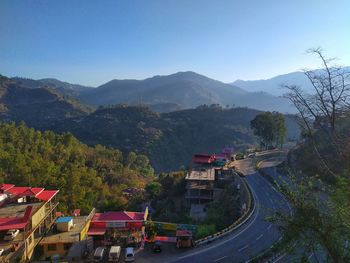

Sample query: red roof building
[0,184,59,262]
[87,208,148,248]
[72,209,81,216]
[192,154,216,164]
[36,190,59,202]
[92,211,146,222]
[88,210,147,236]
[0,184,14,192]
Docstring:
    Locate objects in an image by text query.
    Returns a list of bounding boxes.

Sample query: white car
[4,229,19,241]
[124,247,135,262]
[0,248,4,256]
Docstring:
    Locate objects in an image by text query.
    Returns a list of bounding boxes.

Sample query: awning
[87,228,106,236]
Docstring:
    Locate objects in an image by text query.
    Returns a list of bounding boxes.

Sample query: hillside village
[0,146,244,262]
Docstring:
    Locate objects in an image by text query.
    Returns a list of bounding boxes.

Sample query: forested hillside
[0,76,92,129]
[0,122,154,214]
[0,75,299,172]
[59,105,299,171]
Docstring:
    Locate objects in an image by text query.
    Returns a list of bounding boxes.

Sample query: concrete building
[185,167,216,204]
[38,214,93,261]
[185,162,236,220]
[0,184,59,262]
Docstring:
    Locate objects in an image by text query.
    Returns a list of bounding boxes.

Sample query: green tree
[0,122,155,214]
[250,112,286,149]
[145,182,161,199]
[145,219,157,240]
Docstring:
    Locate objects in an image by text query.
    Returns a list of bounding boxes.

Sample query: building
[87,208,148,248]
[192,154,216,165]
[0,184,59,262]
[185,167,216,204]
[185,161,236,220]
[38,213,93,261]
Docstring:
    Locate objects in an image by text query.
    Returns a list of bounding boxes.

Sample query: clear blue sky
[1,0,349,86]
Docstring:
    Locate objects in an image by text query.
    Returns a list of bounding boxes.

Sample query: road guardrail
[195,174,255,246]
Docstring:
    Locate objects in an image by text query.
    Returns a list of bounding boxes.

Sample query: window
[48,244,56,251]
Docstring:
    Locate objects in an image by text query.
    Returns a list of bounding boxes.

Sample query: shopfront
[87,209,147,248]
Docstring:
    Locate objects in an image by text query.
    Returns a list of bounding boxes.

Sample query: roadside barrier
[249,160,294,262]
[194,174,255,246]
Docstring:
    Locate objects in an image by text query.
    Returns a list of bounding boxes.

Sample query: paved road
[259,160,323,263]
[137,156,292,263]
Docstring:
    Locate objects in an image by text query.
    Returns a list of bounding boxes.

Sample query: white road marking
[272,252,287,262]
[177,184,260,260]
[238,245,249,252]
[267,224,272,230]
[256,234,263,241]
[214,256,227,262]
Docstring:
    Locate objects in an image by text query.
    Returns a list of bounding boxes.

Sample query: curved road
[170,157,291,263]
[136,154,292,263]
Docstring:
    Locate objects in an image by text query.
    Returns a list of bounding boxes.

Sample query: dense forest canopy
[0,122,154,214]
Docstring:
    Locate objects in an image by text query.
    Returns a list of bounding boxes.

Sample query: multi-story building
[185,154,236,220]
[0,184,59,262]
[185,167,216,204]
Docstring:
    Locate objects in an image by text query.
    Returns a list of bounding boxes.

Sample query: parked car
[153,241,162,253]
[93,247,106,262]
[248,152,256,158]
[108,246,121,262]
[4,229,19,241]
[124,247,135,262]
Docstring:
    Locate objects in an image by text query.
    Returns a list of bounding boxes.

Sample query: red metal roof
[17,188,45,198]
[0,218,27,231]
[0,206,32,231]
[56,212,63,217]
[0,184,14,192]
[192,154,215,164]
[36,190,59,202]
[92,211,145,222]
[72,209,81,216]
[6,187,30,196]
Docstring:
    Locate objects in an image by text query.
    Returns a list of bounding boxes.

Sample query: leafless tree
[283,48,350,176]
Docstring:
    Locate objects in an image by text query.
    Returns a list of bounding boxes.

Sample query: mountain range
[0,75,299,171]
[12,71,295,113]
[232,66,350,96]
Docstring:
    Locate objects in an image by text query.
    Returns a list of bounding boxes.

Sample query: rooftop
[0,184,59,203]
[0,184,59,231]
[186,167,215,181]
[192,154,215,164]
[40,216,88,244]
[92,211,145,222]
[56,217,73,223]
[0,203,42,230]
